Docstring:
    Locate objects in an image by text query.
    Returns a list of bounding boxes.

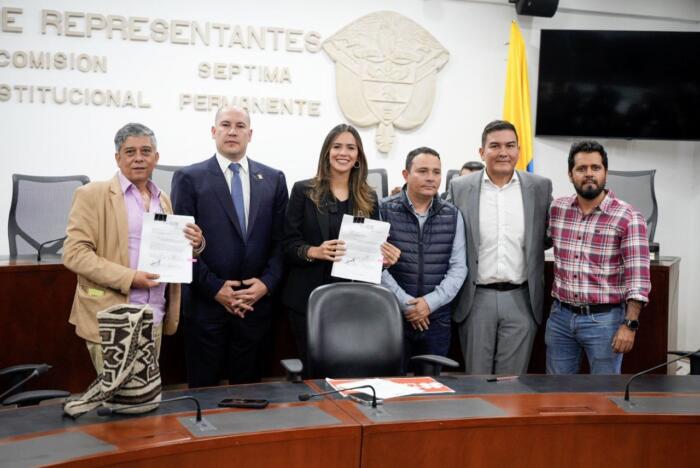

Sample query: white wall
[1,0,698,348]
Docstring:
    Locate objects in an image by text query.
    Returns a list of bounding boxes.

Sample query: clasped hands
[215,278,268,318]
[306,239,401,267]
[404,297,431,331]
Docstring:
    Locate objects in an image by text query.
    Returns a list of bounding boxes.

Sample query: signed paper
[331,214,390,284]
[137,213,194,283]
[326,377,455,400]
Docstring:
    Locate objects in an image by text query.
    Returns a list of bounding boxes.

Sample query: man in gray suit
[448,120,552,375]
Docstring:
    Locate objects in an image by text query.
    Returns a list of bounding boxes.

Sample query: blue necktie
[229,162,246,235]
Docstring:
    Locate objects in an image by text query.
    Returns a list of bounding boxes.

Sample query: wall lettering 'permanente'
[179,94,319,116]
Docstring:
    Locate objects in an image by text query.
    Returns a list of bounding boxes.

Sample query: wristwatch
[623,319,640,331]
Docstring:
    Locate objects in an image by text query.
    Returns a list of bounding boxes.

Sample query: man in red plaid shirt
[546,141,651,374]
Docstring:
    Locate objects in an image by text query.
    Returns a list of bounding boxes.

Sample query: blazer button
[475,260,479,264]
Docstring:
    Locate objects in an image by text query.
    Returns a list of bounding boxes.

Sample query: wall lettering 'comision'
[0,50,107,73]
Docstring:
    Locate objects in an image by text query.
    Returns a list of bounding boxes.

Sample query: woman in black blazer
[282,123,400,364]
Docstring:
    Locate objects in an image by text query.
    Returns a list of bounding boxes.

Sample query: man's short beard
[575,182,605,200]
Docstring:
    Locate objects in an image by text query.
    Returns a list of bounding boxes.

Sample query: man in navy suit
[172,106,288,387]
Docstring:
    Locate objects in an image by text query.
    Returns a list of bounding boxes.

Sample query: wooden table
[0,256,92,392]
[350,393,700,468]
[318,374,700,468]
[1,376,698,467]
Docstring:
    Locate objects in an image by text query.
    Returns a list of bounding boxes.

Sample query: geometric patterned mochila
[63,304,162,418]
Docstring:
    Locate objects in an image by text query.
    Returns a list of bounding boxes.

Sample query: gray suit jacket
[448,169,552,325]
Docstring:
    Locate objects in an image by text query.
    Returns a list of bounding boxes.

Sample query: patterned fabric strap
[63,304,161,418]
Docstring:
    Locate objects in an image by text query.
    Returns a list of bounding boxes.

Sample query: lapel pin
[256,173,263,180]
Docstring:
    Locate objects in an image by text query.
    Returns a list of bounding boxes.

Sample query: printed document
[137,213,194,283]
[331,214,390,284]
[326,377,455,400]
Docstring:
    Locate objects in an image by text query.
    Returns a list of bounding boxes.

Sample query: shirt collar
[117,171,160,198]
[405,190,433,216]
[216,152,249,175]
[569,190,615,214]
[598,190,616,213]
[483,169,519,187]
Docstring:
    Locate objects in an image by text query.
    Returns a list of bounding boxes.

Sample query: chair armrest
[281,359,304,383]
[0,364,48,378]
[410,355,459,376]
[2,389,70,406]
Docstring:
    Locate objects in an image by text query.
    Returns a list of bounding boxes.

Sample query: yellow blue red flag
[503,21,533,172]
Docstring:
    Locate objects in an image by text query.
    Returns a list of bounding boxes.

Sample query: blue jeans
[545,300,625,374]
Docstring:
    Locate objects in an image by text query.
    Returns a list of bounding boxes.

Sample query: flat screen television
[535,30,700,141]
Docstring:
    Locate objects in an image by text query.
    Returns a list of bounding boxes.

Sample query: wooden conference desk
[0,380,360,468]
[0,256,681,392]
[1,375,699,467]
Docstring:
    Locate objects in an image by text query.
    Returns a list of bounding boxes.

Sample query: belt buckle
[567,303,589,315]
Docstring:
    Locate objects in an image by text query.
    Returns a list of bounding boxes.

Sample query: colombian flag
[503,21,533,172]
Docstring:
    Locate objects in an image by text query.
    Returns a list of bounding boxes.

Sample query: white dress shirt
[477,170,527,284]
[216,152,250,224]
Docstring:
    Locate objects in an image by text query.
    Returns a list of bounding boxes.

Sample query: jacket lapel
[207,156,245,240]
[518,171,535,258]
[318,193,331,241]
[467,172,482,250]
[109,175,130,267]
[346,197,355,216]
[159,192,173,215]
[246,159,264,241]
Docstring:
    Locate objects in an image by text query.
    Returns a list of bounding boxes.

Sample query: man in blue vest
[381,147,467,370]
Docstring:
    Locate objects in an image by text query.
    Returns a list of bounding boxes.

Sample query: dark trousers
[183,304,272,388]
[403,314,452,373]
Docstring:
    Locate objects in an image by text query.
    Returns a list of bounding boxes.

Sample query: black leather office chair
[0,364,69,407]
[282,283,458,380]
[367,168,389,199]
[445,169,459,191]
[151,164,183,197]
[8,174,90,259]
[440,169,460,200]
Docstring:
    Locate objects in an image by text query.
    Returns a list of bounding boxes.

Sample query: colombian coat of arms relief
[323,11,449,153]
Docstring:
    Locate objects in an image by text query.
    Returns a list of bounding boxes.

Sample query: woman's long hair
[307,124,375,217]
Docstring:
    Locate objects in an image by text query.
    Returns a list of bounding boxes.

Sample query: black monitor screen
[536,30,700,141]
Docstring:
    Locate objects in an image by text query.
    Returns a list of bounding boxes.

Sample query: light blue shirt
[381,195,467,314]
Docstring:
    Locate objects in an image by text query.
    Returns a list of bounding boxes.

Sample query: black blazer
[281,179,379,314]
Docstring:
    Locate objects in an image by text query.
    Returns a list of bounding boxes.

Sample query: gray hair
[114,123,157,152]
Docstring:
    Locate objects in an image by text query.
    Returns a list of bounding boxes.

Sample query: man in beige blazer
[63,123,203,373]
